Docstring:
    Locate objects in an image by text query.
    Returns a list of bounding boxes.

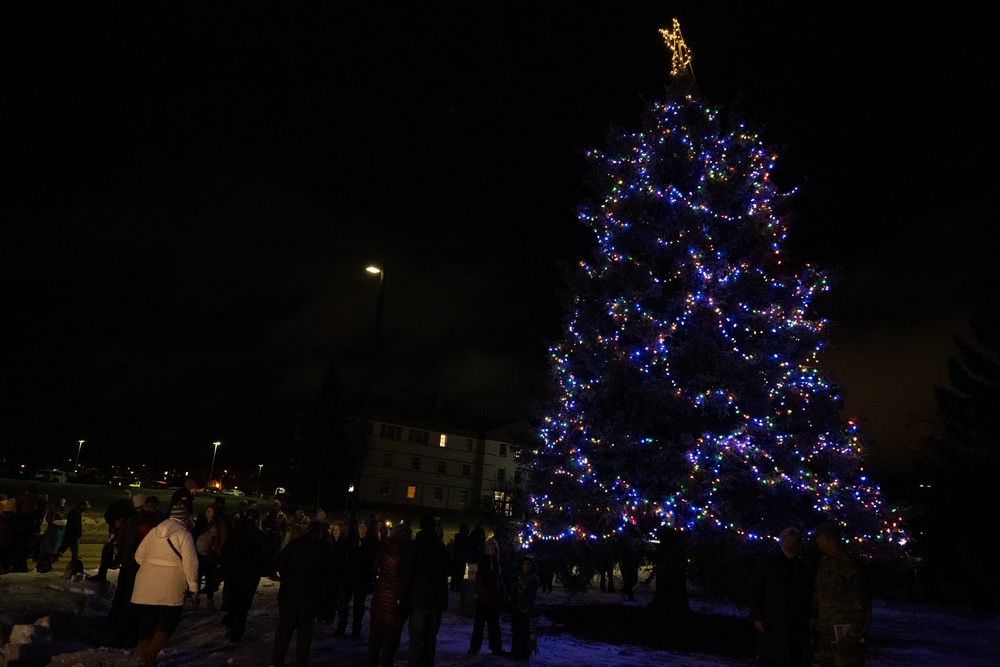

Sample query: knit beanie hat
[169,501,191,520]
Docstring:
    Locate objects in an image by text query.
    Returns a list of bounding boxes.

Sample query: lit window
[494,491,513,516]
[439,434,447,447]
[406,485,416,499]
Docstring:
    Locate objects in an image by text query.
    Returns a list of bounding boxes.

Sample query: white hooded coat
[132,517,199,606]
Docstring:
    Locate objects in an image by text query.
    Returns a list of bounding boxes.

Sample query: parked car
[224,488,245,496]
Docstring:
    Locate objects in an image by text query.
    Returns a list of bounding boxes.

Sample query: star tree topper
[659,18,696,80]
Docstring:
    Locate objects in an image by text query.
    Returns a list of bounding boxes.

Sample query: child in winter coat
[508,552,540,660]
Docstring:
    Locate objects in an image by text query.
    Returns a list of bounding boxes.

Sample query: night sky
[8,5,993,486]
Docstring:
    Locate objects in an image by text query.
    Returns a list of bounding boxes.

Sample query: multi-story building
[352,403,526,521]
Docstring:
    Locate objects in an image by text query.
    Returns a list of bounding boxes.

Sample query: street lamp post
[75,440,85,471]
[208,441,221,490]
[256,464,263,495]
[349,264,386,524]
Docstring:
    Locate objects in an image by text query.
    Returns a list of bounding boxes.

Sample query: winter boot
[145,630,169,666]
[136,639,152,667]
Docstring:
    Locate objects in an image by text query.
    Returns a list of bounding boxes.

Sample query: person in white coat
[131,500,199,667]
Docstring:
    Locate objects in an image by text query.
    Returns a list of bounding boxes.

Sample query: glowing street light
[208,441,221,490]
[349,264,386,523]
[75,440,85,471]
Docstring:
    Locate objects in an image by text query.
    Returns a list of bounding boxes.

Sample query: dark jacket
[275,533,329,602]
[509,564,539,614]
[64,506,85,541]
[119,508,165,572]
[467,524,486,564]
[475,550,504,603]
[330,533,348,584]
[370,534,410,624]
[17,491,47,534]
[451,525,470,569]
[221,518,269,580]
[400,528,451,611]
[749,550,815,667]
[344,531,379,588]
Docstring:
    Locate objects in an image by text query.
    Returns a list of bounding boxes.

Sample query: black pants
[338,582,369,633]
[135,604,183,640]
[407,608,442,667]
[367,617,404,667]
[271,599,316,666]
[470,600,502,653]
[221,573,260,641]
[510,609,532,657]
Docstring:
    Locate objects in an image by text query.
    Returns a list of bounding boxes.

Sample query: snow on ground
[2,568,997,667]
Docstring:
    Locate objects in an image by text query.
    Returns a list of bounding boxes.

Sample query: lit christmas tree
[523,21,905,560]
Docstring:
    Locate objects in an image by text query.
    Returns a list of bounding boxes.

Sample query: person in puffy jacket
[367,522,412,667]
[468,536,506,655]
[131,501,199,667]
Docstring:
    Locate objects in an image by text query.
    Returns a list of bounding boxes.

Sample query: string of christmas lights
[521,66,907,555]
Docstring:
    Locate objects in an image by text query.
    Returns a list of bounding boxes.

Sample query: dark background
[7,5,993,488]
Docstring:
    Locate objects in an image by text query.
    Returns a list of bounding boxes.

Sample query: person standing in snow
[400,514,452,667]
[468,536,506,656]
[34,499,67,573]
[269,519,330,667]
[193,503,228,609]
[109,495,164,648]
[57,499,90,570]
[812,522,872,667]
[131,501,199,667]
[367,521,412,667]
[749,527,814,667]
[262,499,288,568]
[508,552,540,661]
[339,519,378,638]
[219,508,267,642]
[449,523,470,593]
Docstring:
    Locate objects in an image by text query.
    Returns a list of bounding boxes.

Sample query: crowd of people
[0,484,543,667]
[3,483,871,667]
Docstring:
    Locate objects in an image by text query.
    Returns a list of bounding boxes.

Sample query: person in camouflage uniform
[261,500,288,568]
[285,507,312,545]
[811,522,872,667]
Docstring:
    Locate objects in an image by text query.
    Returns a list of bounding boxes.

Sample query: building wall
[356,417,518,518]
